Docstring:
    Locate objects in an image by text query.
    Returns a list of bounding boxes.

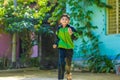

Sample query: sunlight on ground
[0,77,24,80]
[0,77,82,80]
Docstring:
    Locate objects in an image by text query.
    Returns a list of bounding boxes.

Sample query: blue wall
[66,1,120,61]
[90,4,120,59]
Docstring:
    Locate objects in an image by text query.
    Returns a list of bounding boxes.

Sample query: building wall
[66,0,120,61]
[0,30,20,59]
[89,3,120,59]
[0,32,12,58]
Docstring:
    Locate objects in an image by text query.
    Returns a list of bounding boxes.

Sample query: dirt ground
[0,68,120,80]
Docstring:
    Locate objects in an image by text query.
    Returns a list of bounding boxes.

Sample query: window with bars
[107,0,120,34]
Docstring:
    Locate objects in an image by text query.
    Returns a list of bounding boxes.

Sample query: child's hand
[53,44,57,48]
[68,28,73,35]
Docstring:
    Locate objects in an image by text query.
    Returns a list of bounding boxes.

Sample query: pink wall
[0,33,12,58]
[31,45,38,58]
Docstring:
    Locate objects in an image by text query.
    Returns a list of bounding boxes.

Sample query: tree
[11,0,17,68]
[0,0,54,68]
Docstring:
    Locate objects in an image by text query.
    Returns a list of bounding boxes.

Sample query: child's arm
[53,36,59,48]
[68,28,73,35]
[69,26,79,40]
[53,26,61,48]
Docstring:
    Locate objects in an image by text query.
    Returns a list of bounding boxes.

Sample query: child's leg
[65,49,73,74]
[58,48,66,80]
[65,49,73,80]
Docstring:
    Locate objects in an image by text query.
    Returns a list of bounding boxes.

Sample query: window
[107,0,120,34]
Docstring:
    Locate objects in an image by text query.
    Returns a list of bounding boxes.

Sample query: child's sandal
[66,73,72,80]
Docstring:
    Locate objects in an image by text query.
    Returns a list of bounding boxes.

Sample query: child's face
[60,16,70,26]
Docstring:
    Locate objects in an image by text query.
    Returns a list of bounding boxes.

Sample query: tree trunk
[10,0,17,68]
[40,34,58,69]
[11,33,17,67]
[38,34,42,67]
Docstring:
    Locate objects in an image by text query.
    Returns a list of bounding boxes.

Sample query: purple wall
[30,45,38,58]
[0,32,38,59]
[0,33,12,58]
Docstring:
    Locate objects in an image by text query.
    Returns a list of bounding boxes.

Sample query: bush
[0,57,9,70]
[28,57,40,67]
[84,53,113,73]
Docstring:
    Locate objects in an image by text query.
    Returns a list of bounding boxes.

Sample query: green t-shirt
[56,27,74,49]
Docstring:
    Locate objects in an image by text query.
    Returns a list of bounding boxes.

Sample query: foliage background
[0,0,117,73]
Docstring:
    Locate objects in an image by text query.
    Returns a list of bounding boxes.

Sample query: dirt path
[0,69,120,80]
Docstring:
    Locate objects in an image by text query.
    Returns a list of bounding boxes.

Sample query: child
[53,14,78,80]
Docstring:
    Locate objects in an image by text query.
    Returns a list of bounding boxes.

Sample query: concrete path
[0,68,120,80]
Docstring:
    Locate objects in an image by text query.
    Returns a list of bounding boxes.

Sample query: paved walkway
[0,77,57,80]
[0,68,120,80]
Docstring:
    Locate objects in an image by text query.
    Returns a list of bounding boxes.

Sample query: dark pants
[58,48,73,80]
